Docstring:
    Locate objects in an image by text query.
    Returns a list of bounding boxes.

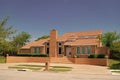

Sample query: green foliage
[0,17,31,55]
[9,64,72,72]
[9,66,42,71]
[0,57,6,63]
[88,54,105,58]
[49,66,72,72]
[0,17,17,54]
[35,35,49,41]
[0,38,17,54]
[108,59,120,66]
[0,53,3,56]
[12,32,31,48]
[0,17,16,39]
[112,41,120,52]
[88,54,96,58]
[100,32,120,49]
[96,54,105,58]
[110,50,120,59]
[13,53,48,57]
[110,63,120,69]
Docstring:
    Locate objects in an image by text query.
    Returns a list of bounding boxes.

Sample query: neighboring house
[19,29,109,58]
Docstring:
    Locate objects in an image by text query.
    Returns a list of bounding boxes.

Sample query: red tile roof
[64,39,100,46]
[21,39,49,49]
[58,30,102,41]
[21,30,102,49]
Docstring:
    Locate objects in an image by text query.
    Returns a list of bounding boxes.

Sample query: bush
[110,51,120,59]
[11,53,48,57]
[88,54,106,58]
[110,63,120,69]
[88,54,96,58]
[96,54,105,58]
[0,57,6,63]
[0,53,3,56]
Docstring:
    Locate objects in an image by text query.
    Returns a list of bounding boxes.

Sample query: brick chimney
[49,29,58,57]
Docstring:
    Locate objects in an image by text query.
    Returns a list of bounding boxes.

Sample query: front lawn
[108,59,120,69]
[8,64,72,72]
[0,57,6,63]
[49,66,72,72]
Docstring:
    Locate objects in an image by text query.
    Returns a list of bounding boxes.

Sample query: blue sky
[0,0,120,41]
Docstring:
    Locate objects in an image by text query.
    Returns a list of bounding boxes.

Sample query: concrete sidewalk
[0,63,112,75]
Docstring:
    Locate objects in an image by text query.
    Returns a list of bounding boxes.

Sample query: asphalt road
[0,70,120,80]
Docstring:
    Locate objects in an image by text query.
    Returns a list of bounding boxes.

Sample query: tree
[100,32,120,49]
[0,17,16,54]
[112,41,120,52]
[35,35,49,41]
[0,39,17,54]
[12,32,31,48]
[110,41,120,59]
[0,17,16,39]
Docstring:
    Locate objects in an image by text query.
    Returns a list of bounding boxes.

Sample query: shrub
[110,63,120,69]
[11,53,48,57]
[96,54,105,58]
[0,53,3,56]
[88,54,96,58]
[109,51,120,59]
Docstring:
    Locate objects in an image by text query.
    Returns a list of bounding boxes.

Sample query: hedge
[9,53,48,57]
[88,54,105,58]
[96,54,105,58]
[88,54,96,58]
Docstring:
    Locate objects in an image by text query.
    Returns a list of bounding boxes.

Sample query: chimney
[49,29,58,57]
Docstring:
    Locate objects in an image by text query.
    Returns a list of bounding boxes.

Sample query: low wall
[6,56,50,63]
[50,57,75,63]
[75,58,107,66]
[6,56,107,66]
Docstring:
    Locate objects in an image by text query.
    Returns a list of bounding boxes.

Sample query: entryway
[66,47,71,56]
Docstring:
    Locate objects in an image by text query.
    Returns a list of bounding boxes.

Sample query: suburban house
[19,29,109,58]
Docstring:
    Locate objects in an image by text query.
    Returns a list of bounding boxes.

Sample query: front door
[66,47,71,56]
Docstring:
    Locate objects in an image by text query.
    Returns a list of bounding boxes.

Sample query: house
[19,29,109,58]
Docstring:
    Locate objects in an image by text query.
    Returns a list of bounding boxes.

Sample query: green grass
[108,59,120,66]
[49,66,72,72]
[111,71,120,73]
[9,66,42,71]
[8,64,72,72]
[17,64,45,67]
[51,66,72,68]
[0,57,6,63]
[49,68,71,72]
[108,59,120,69]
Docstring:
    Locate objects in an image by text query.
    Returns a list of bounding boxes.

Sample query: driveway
[0,63,119,80]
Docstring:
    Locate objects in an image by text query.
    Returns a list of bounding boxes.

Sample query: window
[87,46,91,54]
[82,47,85,54]
[58,47,62,54]
[33,47,37,53]
[46,48,49,54]
[58,42,62,46]
[76,46,80,54]
[38,47,41,53]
